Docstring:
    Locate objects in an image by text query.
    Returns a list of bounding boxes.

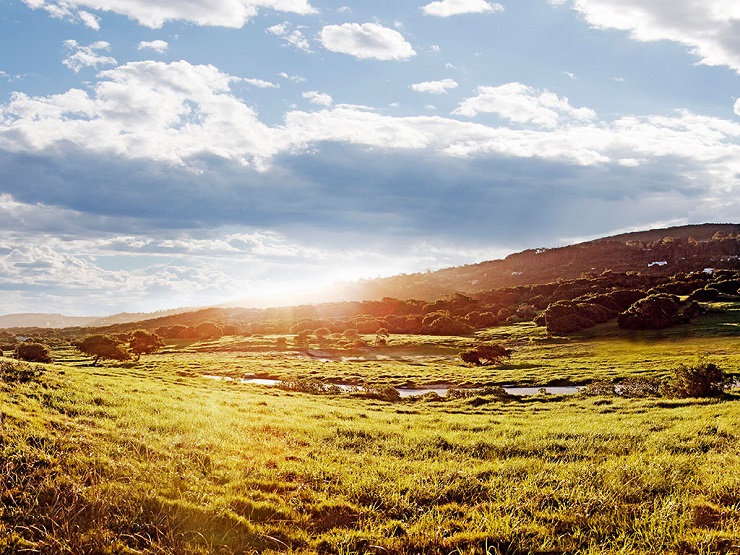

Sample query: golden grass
[1,304,739,554]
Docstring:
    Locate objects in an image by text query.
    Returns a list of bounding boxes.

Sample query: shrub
[574,289,646,312]
[362,385,401,402]
[342,329,360,339]
[0,359,44,383]
[688,288,720,302]
[515,304,538,320]
[426,316,473,336]
[712,279,740,295]
[193,322,223,340]
[15,342,53,363]
[669,357,731,398]
[617,294,684,330]
[277,379,345,395]
[544,300,611,335]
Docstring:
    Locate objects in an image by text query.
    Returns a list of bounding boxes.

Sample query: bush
[193,322,223,340]
[669,357,731,398]
[277,379,345,395]
[544,300,614,335]
[688,288,720,302]
[362,385,401,402]
[15,342,53,363]
[0,359,44,383]
[617,294,684,330]
[426,316,473,336]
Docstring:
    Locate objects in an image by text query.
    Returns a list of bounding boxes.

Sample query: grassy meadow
[1,303,740,554]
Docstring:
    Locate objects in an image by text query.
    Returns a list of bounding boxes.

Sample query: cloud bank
[22,0,317,28]
[565,0,740,73]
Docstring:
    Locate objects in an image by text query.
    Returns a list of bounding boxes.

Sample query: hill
[0,308,194,329]
[0,313,100,329]
[337,223,740,301]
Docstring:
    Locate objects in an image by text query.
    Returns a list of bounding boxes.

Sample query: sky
[0,0,739,316]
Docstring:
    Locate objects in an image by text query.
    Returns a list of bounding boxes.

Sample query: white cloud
[411,78,459,94]
[22,0,317,29]
[1,65,739,193]
[0,61,280,169]
[266,22,289,35]
[278,72,306,83]
[22,0,100,28]
[244,78,279,88]
[266,21,311,52]
[568,0,740,73]
[734,98,740,117]
[422,0,504,17]
[77,10,100,29]
[302,91,333,106]
[452,82,597,127]
[62,40,117,73]
[319,23,416,60]
[138,40,169,53]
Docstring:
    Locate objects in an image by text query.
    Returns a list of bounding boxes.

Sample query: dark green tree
[15,342,53,363]
[128,329,164,360]
[77,335,132,366]
[460,343,512,366]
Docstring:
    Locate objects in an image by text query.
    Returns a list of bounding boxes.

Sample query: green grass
[1,304,739,554]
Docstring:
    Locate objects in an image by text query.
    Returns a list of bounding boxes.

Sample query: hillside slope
[339,223,740,301]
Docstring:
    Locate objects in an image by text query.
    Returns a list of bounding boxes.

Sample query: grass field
[1,303,739,554]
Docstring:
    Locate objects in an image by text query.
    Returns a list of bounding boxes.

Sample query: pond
[204,375,580,397]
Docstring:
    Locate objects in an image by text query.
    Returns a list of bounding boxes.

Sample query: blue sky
[0,0,739,315]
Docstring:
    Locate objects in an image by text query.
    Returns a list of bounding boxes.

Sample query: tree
[193,322,223,340]
[15,342,53,363]
[128,330,164,360]
[77,335,132,366]
[460,343,512,366]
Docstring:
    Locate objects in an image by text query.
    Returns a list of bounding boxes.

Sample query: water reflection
[204,375,580,397]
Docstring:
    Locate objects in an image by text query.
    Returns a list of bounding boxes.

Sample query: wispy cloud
[62,40,116,73]
[266,21,312,52]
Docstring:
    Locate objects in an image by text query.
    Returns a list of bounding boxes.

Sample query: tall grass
[1,316,739,555]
